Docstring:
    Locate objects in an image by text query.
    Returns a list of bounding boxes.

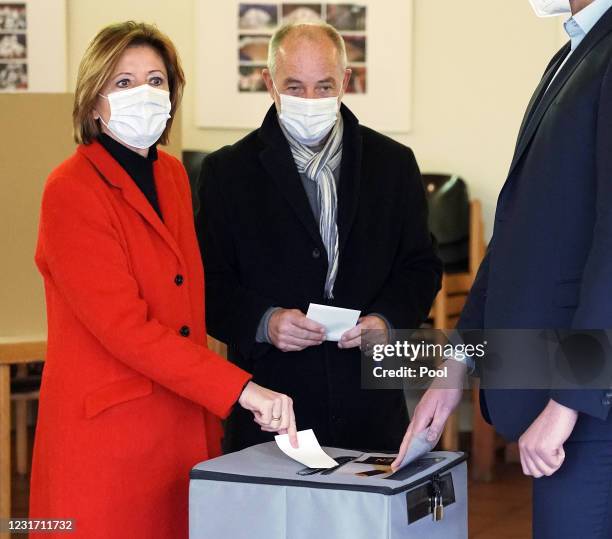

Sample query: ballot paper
[306,303,361,341]
[396,430,436,470]
[275,429,339,469]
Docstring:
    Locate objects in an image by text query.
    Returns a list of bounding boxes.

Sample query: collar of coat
[76,140,186,265]
[257,103,363,256]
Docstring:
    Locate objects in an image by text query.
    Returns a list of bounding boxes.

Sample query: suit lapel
[515,43,570,148]
[258,106,324,248]
[78,141,185,264]
[508,8,612,177]
[336,105,362,254]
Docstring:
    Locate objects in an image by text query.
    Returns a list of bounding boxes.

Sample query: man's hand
[268,308,326,352]
[518,399,578,478]
[338,315,388,349]
[391,360,467,470]
[238,381,299,448]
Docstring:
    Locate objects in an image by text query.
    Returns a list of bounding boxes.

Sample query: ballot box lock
[431,478,444,522]
[406,472,456,525]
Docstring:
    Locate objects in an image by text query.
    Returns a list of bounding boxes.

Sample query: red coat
[29,141,251,538]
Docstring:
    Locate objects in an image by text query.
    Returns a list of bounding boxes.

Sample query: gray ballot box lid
[190,442,467,496]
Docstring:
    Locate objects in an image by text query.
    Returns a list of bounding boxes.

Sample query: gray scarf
[281,116,344,299]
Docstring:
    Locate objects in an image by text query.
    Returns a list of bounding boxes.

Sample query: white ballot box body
[189,442,467,539]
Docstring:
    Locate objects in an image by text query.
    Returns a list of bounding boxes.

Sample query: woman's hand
[238,382,299,448]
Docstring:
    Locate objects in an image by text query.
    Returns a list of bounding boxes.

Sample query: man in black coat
[197,21,441,453]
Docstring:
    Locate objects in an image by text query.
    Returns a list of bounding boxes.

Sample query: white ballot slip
[306,303,361,341]
[275,429,339,469]
[397,430,436,470]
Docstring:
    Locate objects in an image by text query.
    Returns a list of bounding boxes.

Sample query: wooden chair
[11,364,42,475]
[0,337,46,526]
[431,199,485,331]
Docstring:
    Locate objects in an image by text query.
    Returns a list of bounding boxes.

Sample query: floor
[10,430,532,538]
[468,461,532,538]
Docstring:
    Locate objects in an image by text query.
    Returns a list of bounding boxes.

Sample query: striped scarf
[282,116,344,299]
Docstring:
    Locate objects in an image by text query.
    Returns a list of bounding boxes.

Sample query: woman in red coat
[29,22,297,538]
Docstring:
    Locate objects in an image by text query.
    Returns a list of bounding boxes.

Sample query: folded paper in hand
[306,303,361,341]
[275,429,338,469]
[397,430,436,469]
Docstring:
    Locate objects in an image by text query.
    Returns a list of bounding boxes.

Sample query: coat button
[312,248,321,259]
[174,274,184,286]
[179,325,190,337]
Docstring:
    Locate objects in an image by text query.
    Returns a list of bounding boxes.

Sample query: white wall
[66,0,565,237]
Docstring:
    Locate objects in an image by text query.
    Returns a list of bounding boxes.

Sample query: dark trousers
[533,441,612,538]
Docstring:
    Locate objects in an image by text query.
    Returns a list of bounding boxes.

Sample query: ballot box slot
[297,456,357,476]
[190,452,467,496]
[384,456,445,481]
[406,472,456,525]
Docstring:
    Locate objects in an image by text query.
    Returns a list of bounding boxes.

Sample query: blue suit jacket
[459,7,612,441]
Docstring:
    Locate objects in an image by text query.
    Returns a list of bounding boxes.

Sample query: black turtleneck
[97,133,163,220]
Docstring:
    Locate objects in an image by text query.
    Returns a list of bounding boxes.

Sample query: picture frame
[196,0,413,133]
[0,0,66,92]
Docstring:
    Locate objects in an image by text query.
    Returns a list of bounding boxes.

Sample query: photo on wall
[237,2,368,94]
[239,3,278,30]
[238,34,270,62]
[326,4,366,31]
[0,2,27,90]
[281,3,323,23]
[0,0,66,92]
[0,61,26,90]
[239,64,268,92]
[197,0,413,132]
[342,35,365,63]
[0,33,26,59]
[0,2,26,30]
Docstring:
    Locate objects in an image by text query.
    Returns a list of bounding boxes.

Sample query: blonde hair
[267,21,348,76]
[73,21,185,145]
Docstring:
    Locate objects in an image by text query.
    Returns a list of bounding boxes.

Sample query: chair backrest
[182,150,208,214]
[469,199,486,278]
[430,199,486,329]
[422,173,470,273]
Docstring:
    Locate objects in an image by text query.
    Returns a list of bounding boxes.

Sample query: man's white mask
[273,80,340,146]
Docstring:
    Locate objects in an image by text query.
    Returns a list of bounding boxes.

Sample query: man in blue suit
[393,0,612,536]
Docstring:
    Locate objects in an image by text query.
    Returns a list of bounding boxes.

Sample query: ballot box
[189,442,467,539]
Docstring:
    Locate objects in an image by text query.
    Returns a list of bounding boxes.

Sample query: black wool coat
[197,104,442,452]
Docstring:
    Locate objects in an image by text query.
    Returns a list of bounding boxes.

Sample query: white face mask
[528,0,571,17]
[98,84,171,149]
[273,81,340,146]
